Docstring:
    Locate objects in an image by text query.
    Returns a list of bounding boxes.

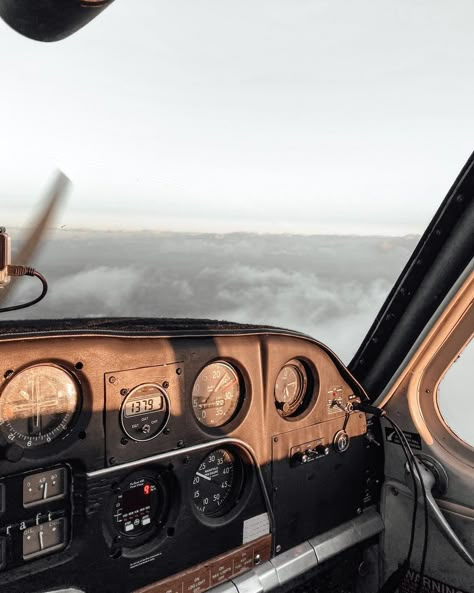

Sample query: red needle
[221,378,238,391]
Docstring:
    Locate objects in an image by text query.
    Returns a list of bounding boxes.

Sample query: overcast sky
[1,1,474,234]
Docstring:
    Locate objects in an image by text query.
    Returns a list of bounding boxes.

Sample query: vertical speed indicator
[192,362,242,428]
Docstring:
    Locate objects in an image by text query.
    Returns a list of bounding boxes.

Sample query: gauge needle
[196,472,211,481]
[220,378,238,391]
[34,376,41,430]
[204,373,228,404]
[39,530,44,550]
[43,482,48,500]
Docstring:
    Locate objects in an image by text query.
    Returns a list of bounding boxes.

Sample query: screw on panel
[183,456,191,465]
[425,389,431,394]
[254,553,261,565]
[275,545,281,553]
[273,437,278,443]
[177,440,185,448]
[120,389,128,396]
[109,376,117,384]
[163,381,169,389]
[176,368,182,375]
[4,370,14,379]
[120,438,128,446]
[109,457,117,466]
[164,428,171,435]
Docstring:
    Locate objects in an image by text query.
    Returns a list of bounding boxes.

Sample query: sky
[1,1,474,234]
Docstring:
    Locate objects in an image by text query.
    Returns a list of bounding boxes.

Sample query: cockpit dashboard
[0,319,383,593]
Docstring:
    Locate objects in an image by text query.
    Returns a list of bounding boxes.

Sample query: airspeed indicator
[192,362,242,428]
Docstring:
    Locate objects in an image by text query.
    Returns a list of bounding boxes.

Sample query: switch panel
[23,467,67,507]
[22,518,67,561]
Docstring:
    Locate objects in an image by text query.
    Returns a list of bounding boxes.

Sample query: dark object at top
[0,0,115,42]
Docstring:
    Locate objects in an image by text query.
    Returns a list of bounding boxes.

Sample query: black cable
[376,417,418,593]
[0,269,48,313]
[352,401,429,593]
[352,403,419,569]
[383,415,429,593]
[389,417,429,593]
[384,417,419,564]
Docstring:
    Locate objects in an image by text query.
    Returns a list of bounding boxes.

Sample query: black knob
[3,444,24,462]
[314,445,328,456]
[293,451,309,464]
[333,430,350,453]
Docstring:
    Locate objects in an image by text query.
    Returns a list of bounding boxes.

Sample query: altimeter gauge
[192,361,242,428]
[0,364,80,448]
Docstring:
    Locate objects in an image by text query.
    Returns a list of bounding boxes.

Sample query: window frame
[419,301,474,466]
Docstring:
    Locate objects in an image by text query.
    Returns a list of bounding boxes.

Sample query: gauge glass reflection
[192,362,242,427]
[0,365,79,448]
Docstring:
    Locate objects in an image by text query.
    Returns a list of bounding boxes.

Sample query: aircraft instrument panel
[0,319,383,593]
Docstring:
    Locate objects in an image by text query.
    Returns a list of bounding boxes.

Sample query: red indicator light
[144,484,151,495]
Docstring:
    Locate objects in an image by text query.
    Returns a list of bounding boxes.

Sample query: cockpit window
[0,2,467,362]
[437,337,474,448]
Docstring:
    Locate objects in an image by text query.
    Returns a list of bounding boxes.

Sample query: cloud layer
[4,230,418,362]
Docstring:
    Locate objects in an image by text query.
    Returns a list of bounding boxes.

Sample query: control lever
[405,457,474,566]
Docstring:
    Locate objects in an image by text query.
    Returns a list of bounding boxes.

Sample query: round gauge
[120,383,170,442]
[0,364,79,448]
[274,359,308,417]
[192,448,242,516]
[192,362,242,428]
[113,475,165,538]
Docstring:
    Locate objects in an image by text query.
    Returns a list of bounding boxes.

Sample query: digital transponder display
[124,395,163,417]
[122,483,153,514]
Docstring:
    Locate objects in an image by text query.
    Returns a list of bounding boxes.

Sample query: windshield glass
[1,2,471,362]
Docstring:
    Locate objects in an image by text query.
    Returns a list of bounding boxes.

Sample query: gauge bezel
[107,468,171,550]
[274,358,319,420]
[0,362,83,452]
[120,383,170,442]
[191,359,248,432]
[191,445,252,527]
